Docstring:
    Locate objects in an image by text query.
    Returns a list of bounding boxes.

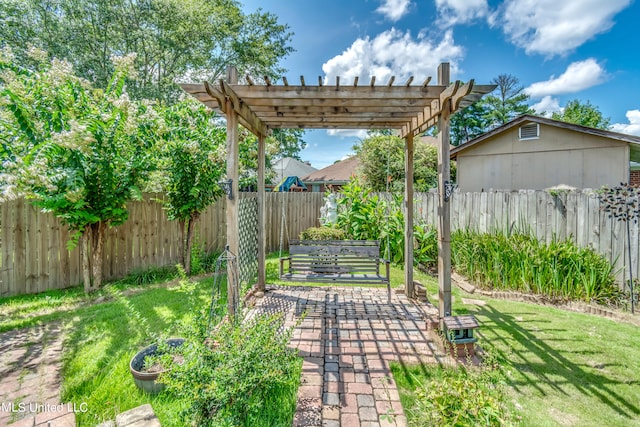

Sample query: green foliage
[160,99,225,222]
[1,51,159,290]
[299,227,346,240]
[451,101,489,146]
[0,52,157,235]
[353,133,454,192]
[270,128,308,160]
[391,352,516,427]
[451,230,621,304]
[162,314,302,427]
[482,74,534,129]
[335,179,437,266]
[0,0,294,101]
[551,99,611,129]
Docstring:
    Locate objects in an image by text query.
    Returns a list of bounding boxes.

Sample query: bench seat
[280,240,390,291]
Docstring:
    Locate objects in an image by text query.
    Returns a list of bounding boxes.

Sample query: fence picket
[0,191,637,296]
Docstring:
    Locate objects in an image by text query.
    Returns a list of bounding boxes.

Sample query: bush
[161,314,302,427]
[300,227,346,240]
[451,230,621,304]
[405,364,515,427]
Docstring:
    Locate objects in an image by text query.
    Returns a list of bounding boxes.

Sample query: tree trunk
[81,231,92,293]
[178,218,187,273]
[81,221,107,293]
[184,212,200,276]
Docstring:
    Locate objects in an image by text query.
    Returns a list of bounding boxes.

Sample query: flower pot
[129,338,185,394]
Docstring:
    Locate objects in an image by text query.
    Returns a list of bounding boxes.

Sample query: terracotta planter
[129,338,185,394]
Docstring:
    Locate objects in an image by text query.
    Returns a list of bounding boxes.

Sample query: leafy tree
[450,101,488,146]
[0,51,158,291]
[551,99,611,129]
[159,99,226,274]
[0,0,294,101]
[270,128,307,160]
[354,134,455,192]
[483,74,534,129]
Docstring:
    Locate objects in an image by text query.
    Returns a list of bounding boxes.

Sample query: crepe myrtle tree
[0,49,159,292]
[159,99,226,275]
[600,183,640,313]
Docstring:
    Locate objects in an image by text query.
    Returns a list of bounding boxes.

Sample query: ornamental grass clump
[451,230,621,304]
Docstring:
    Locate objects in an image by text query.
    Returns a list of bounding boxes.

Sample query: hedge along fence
[0,192,323,297]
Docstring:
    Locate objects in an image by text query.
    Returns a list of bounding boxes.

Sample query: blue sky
[241,0,640,169]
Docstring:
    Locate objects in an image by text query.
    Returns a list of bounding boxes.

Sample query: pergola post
[257,133,266,292]
[404,132,414,297]
[225,66,239,317]
[437,63,452,323]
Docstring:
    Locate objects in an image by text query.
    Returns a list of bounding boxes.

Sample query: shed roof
[451,114,640,162]
[303,156,360,183]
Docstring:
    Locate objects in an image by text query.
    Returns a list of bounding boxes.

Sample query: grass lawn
[0,271,299,427]
[3,254,639,426]
[393,273,640,427]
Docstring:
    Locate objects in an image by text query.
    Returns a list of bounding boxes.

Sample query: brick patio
[247,285,448,427]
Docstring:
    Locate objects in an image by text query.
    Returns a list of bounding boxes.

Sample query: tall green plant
[336,179,437,266]
[0,50,159,292]
[159,100,225,274]
[451,230,620,304]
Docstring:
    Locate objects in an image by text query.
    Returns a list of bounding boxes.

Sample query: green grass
[61,278,217,426]
[0,265,179,333]
[4,252,639,427]
[396,274,640,427]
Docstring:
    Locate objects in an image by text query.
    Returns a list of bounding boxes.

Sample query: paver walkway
[248,285,448,427]
[0,323,75,427]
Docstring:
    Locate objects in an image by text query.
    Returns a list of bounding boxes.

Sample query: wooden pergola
[181,63,495,322]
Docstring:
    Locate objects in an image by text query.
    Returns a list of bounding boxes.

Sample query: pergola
[181,63,495,323]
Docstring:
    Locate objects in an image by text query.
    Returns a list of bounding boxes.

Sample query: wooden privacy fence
[3,189,637,296]
[0,192,323,297]
[412,190,639,286]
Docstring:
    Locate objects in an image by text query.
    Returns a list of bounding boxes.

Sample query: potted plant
[129,337,185,394]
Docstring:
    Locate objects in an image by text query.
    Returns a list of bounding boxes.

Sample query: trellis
[238,195,258,288]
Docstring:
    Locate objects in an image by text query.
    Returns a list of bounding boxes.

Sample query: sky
[241,0,640,169]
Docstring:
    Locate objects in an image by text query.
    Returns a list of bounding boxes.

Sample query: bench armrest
[279,256,291,277]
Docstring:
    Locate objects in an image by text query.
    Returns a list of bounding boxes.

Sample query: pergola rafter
[181,63,495,322]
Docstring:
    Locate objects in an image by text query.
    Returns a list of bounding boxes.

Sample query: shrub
[162,314,302,427]
[300,227,346,240]
[335,179,438,266]
[407,364,515,427]
[451,230,621,304]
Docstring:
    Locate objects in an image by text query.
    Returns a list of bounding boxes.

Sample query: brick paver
[248,286,446,426]
[0,323,76,427]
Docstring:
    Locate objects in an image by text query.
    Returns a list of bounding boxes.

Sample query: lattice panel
[238,196,258,288]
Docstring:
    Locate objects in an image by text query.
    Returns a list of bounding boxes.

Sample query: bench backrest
[288,240,381,274]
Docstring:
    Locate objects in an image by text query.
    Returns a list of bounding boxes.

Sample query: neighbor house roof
[302,156,360,184]
[450,114,640,162]
[271,157,317,184]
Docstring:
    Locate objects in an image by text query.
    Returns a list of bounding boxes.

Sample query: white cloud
[531,96,561,116]
[376,0,412,22]
[327,129,368,139]
[322,29,464,84]
[435,0,488,27]
[611,110,640,136]
[495,0,631,56]
[524,59,607,98]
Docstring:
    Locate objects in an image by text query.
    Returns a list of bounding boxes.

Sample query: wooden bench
[442,315,479,357]
[279,240,390,292]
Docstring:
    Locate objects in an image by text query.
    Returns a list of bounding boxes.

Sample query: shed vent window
[519,123,539,140]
